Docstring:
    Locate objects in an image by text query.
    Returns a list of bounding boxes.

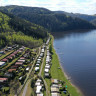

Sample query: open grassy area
[50,35,82,96]
[25,80,32,96]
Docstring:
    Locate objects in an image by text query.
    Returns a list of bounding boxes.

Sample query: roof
[8,69,16,72]
[36,85,42,94]
[15,62,23,65]
[0,62,6,66]
[1,59,8,62]
[44,68,49,73]
[6,56,13,59]
[35,67,39,71]
[37,59,41,61]
[0,51,4,54]
[45,65,50,69]
[51,93,60,96]
[51,84,59,88]
[10,54,15,57]
[37,79,42,82]
[0,78,8,82]
[26,67,29,71]
[11,65,18,68]
[37,93,43,96]
[36,64,40,66]
[51,79,58,84]
[35,82,41,86]
[20,57,25,60]
[45,73,49,77]
[18,60,25,62]
[51,87,59,92]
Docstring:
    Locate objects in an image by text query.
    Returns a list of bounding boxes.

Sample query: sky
[0,0,96,15]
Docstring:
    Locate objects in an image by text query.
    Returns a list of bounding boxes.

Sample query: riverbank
[50,35,83,96]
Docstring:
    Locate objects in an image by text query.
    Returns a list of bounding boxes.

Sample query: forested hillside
[0,11,48,48]
[91,19,96,26]
[0,5,95,32]
[55,11,96,25]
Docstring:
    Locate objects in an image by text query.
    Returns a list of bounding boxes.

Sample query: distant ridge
[0,5,95,32]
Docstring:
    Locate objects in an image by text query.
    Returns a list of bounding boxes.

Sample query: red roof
[6,56,13,59]
[15,62,23,65]
[8,69,16,72]
[1,58,8,62]
[0,78,8,81]
[13,51,18,54]
[10,54,15,57]
[11,65,18,68]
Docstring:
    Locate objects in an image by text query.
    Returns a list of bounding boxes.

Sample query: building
[0,51,4,54]
[0,62,6,67]
[1,58,8,62]
[35,67,39,72]
[51,79,59,84]
[8,69,16,72]
[15,62,23,66]
[26,67,29,71]
[44,68,49,73]
[0,78,8,83]
[18,59,25,63]
[36,85,42,94]
[51,87,59,92]
[37,93,43,96]
[51,93,60,96]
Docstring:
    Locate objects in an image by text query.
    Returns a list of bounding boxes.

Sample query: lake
[52,30,96,96]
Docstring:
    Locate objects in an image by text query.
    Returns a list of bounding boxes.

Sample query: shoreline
[55,50,84,96]
[51,35,83,96]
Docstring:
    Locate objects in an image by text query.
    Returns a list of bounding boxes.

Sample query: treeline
[0,33,43,48]
[0,35,6,49]
[0,5,95,32]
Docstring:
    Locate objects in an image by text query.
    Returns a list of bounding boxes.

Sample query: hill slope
[0,11,48,48]
[0,5,95,32]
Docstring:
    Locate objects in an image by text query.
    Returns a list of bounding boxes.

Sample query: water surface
[53,30,96,96]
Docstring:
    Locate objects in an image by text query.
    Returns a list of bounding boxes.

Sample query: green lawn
[50,35,83,96]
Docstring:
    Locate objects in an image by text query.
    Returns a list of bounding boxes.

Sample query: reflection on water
[53,30,96,96]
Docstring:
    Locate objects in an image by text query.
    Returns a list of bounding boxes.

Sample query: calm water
[53,30,96,96]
